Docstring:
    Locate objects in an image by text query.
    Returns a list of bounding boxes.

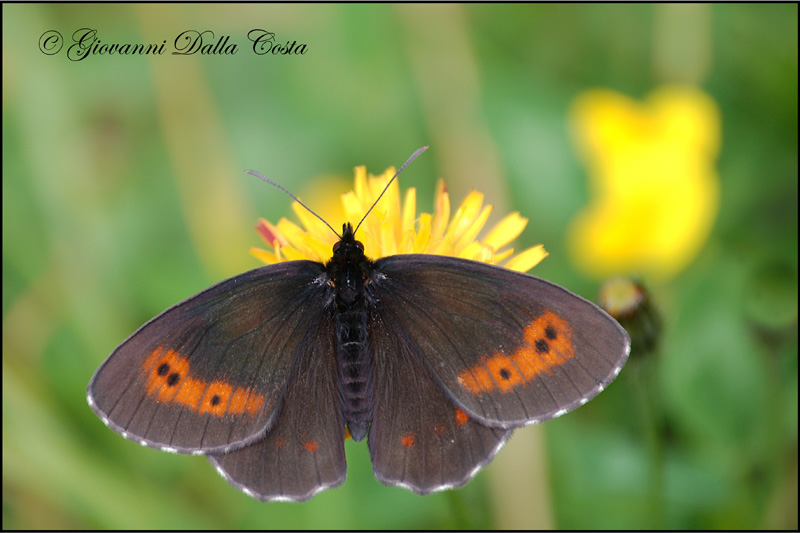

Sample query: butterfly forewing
[368,255,631,429]
[87,260,333,454]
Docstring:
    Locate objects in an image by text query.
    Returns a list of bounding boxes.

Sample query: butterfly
[87,147,630,502]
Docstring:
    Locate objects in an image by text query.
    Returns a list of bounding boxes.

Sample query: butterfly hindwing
[368,254,630,429]
[208,309,346,502]
[87,260,332,454]
[367,306,513,493]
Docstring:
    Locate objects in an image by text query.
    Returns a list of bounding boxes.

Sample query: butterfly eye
[333,241,341,253]
[355,240,364,251]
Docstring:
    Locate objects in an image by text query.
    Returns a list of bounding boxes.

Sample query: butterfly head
[332,223,365,259]
[327,222,372,287]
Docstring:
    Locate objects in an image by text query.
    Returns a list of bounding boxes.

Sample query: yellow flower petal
[353,166,368,203]
[380,219,397,257]
[483,213,528,251]
[457,241,485,261]
[279,245,309,261]
[493,247,515,264]
[454,205,493,254]
[341,191,365,228]
[402,188,417,242]
[505,245,548,273]
[431,179,450,244]
[292,202,331,244]
[414,213,432,253]
[250,247,278,264]
[255,218,289,248]
[447,191,484,243]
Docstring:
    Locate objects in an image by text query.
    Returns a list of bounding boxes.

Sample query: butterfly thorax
[326,223,375,442]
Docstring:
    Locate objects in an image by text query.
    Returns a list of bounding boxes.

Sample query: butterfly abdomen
[328,223,375,442]
[334,297,373,442]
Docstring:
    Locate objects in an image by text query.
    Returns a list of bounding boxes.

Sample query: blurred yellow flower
[568,85,721,280]
[252,165,547,273]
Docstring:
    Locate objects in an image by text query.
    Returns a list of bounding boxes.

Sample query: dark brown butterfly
[88,148,630,501]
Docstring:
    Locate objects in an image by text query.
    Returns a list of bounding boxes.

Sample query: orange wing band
[141,347,265,417]
[457,311,575,395]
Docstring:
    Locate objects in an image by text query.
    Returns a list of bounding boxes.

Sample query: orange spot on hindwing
[457,311,575,395]
[400,433,416,449]
[141,347,265,417]
[302,441,319,453]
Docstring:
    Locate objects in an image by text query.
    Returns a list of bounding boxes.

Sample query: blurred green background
[3,4,797,529]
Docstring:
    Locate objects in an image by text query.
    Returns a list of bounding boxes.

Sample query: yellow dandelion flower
[251,159,546,273]
[568,85,721,281]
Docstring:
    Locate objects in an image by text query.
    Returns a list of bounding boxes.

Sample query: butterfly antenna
[355,146,429,234]
[245,169,341,239]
